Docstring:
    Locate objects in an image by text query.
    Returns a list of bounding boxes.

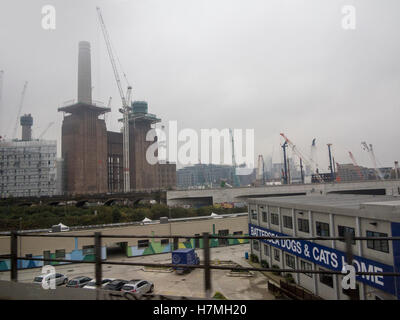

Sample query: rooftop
[58,101,110,115]
[249,194,400,222]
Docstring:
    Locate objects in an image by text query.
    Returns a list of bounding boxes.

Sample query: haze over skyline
[0,0,399,172]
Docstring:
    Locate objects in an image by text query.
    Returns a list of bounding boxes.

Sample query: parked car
[66,276,92,288]
[83,278,114,289]
[121,280,154,295]
[33,273,68,286]
[103,279,129,291]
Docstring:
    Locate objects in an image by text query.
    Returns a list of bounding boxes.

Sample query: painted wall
[0,237,106,272]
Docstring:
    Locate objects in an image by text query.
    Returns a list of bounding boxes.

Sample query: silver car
[83,278,114,289]
[121,280,154,295]
[33,273,68,286]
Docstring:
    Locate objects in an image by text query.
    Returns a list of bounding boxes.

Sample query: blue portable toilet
[245,252,249,259]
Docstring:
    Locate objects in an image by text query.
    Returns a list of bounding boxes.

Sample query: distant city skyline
[0,0,399,172]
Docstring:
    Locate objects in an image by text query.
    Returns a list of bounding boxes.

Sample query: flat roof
[248,195,400,222]
[58,102,110,115]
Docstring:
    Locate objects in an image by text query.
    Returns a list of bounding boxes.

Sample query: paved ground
[0,244,275,300]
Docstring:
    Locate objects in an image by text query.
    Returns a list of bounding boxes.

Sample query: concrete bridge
[166,179,400,207]
[0,190,167,207]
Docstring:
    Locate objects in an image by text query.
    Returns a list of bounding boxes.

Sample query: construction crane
[348,151,364,180]
[97,7,131,193]
[361,142,384,180]
[229,128,240,187]
[38,122,54,139]
[280,133,324,183]
[11,81,28,140]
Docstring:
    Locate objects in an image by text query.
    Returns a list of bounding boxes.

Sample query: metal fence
[4,231,400,300]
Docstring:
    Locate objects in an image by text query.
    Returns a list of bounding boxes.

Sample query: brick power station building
[58,41,176,195]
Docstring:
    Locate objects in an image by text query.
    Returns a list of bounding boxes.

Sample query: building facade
[0,140,58,197]
[0,213,248,271]
[248,195,400,300]
[158,161,176,190]
[177,164,236,189]
[107,131,123,193]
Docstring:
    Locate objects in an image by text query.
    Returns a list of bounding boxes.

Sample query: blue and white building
[248,194,400,300]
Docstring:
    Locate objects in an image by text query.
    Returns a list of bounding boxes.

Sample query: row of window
[252,242,352,292]
[251,209,389,253]
[253,241,313,276]
[137,230,244,249]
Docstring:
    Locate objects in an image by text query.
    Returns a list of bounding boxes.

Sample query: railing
[3,232,400,300]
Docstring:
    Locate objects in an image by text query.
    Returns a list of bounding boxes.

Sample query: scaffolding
[0,139,59,198]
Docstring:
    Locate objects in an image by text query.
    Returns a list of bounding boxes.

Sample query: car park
[83,278,114,289]
[66,276,92,288]
[121,280,154,295]
[33,273,68,286]
[103,279,129,291]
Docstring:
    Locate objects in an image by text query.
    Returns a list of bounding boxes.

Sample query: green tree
[112,208,122,223]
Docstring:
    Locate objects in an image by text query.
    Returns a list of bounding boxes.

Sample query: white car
[33,273,68,286]
[83,278,114,289]
[121,280,154,296]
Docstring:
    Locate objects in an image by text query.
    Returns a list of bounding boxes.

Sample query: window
[233,231,243,235]
[160,239,169,246]
[43,250,51,266]
[316,221,330,236]
[219,229,229,246]
[273,249,280,262]
[283,216,293,229]
[82,245,94,255]
[271,213,279,225]
[263,244,270,256]
[253,240,259,251]
[338,226,356,244]
[285,254,295,269]
[366,231,389,253]
[55,249,66,259]
[298,218,310,233]
[251,210,257,220]
[300,260,313,277]
[319,268,333,288]
[138,240,149,248]
[262,211,268,223]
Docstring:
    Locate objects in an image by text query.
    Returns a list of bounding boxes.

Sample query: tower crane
[97,7,131,192]
[280,133,324,183]
[348,151,364,180]
[12,81,28,140]
[361,142,384,180]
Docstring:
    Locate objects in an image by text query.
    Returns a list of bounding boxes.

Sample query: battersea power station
[58,41,176,195]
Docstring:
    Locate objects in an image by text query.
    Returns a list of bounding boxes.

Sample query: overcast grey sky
[0,0,399,171]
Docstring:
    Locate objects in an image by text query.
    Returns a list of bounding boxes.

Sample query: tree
[112,208,122,223]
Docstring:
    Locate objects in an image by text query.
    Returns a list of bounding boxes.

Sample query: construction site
[0,6,399,199]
